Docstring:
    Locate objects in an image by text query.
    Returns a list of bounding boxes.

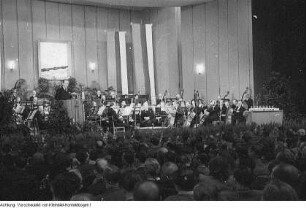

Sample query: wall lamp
[196,63,205,75]
[8,60,16,71]
[89,62,96,72]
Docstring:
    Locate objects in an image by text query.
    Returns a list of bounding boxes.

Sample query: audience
[1,126,306,201]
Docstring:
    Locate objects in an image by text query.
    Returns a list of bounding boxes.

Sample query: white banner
[145,24,156,105]
[119,32,129,95]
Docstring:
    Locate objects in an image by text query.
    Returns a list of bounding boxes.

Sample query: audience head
[174,168,197,191]
[96,158,109,173]
[276,149,295,165]
[193,183,218,201]
[233,168,254,188]
[133,181,160,201]
[104,165,121,185]
[50,171,81,201]
[76,151,89,165]
[144,158,160,178]
[272,163,299,187]
[161,162,178,178]
[209,156,230,182]
[122,150,135,166]
[120,170,143,193]
[70,193,97,201]
[263,179,298,201]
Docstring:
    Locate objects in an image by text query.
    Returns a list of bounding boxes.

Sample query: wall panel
[238,0,250,96]
[205,1,219,101]
[85,6,98,87]
[0,0,2,89]
[97,7,108,90]
[247,0,254,98]
[3,0,19,89]
[107,9,119,31]
[119,10,134,93]
[59,4,72,40]
[181,0,253,101]
[32,0,46,87]
[181,7,194,100]
[17,0,34,89]
[193,4,207,99]
[166,8,180,96]
[218,0,229,97]
[72,5,86,85]
[46,2,60,40]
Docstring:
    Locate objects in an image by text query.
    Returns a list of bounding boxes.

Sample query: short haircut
[120,170,143,192]
[263,179,298,201]
[234,168,254,187]
[193,183,218,201]
[209,156,230,182]
[104,165,121,184]
[144,158,160,177]
[51,172,81,201]
[272,164,299,187]
[174,168,197,191]
[161,162,178,177]
[133,181,160,201]
[76,151,88,165]
[123,150,135,165]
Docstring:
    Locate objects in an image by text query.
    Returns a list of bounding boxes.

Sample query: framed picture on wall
[38,40,72,80]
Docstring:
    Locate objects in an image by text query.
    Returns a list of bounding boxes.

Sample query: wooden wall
[181,0,254,101]
[141,7,181,97]
[0,0,141,90]
[0,0,253,102]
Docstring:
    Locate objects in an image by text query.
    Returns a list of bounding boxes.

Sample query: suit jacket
[55,87,72,100]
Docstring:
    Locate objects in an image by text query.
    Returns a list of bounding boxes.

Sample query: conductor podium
[62,98,85,124]
[245,109,283,125]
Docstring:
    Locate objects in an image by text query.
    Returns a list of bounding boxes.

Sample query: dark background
[252,0,305,112]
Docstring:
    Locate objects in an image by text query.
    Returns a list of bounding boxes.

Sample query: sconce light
[8,60,16,71]
[196,63,205,75]
[89,62,96,72]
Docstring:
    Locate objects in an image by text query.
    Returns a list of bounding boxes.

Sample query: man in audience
[159,162,179,200]
[165,168,196,201]
[50,172,81,201]
[262,179,299,201]
[100,165,125,201]
[133,181,160,201]
[193,183,218,201]
[218,168,263,200]
[120,170,144,200]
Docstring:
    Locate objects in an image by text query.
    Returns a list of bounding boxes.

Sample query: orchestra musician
[205,100,220,125]
[140,101,156,127]
[220,99,228,122]
[232,100,246,125]
[224,100,233,125]
[174,97,186,127]
[244,94,254,109]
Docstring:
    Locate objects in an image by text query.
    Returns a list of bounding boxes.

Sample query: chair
[112,116,125,136]
[25,109,39,136]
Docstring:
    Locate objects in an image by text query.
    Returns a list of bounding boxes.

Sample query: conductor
[55,80,72,100]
